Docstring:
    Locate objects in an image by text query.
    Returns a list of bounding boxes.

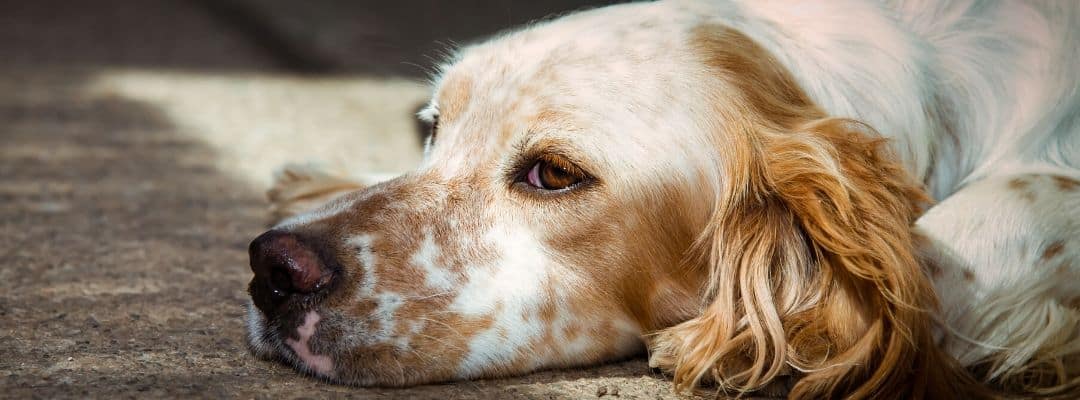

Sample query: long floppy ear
[646,24,987,399]
[649,117,985,399]
[643,24,997,397]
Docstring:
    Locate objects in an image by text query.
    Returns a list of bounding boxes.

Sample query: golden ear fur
[646,25,986,399]
[649,117,976,399]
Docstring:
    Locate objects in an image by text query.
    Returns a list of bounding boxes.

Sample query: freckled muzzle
[241,172,649,386]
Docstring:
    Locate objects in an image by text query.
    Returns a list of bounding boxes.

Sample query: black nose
[248,230,334,311]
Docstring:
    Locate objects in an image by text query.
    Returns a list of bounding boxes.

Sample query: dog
[243,1,1080,398]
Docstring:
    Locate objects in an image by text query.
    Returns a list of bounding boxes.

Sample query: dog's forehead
[425,4,717,181]
[437,5,694,114]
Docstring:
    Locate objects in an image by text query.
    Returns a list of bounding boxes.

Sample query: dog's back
[886,0,1080,190]
[880,1,1080,394]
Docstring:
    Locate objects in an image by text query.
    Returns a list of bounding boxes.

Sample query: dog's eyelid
[514,144,591,175]
[516,135,592,169]
[535,153,586,179]
[416,103,439,123]
[417,106,440,146]
[509,149,597,197]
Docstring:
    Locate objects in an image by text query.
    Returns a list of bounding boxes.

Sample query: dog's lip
[247,304,335,367]
[249,277,328,318]
[277,315,344,382]
[284,310,336,377]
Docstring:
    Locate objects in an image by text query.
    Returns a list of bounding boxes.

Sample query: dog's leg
[266,163,391,224]
[916,173,1080,393]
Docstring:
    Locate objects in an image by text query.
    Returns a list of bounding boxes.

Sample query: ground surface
[0,1,704,398]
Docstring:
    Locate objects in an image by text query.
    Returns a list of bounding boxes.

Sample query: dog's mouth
[244,301,339,380]
[243,228,356,379]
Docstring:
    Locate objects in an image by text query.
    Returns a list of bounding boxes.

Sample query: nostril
[249,230,333,297]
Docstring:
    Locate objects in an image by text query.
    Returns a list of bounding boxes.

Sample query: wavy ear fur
[646,25,987,399]
[650,117,985,399]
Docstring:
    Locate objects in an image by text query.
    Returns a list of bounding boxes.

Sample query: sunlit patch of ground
[0,66,699,399]
[86,69,428,188]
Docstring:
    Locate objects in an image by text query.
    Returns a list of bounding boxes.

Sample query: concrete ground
[0,1,704,398]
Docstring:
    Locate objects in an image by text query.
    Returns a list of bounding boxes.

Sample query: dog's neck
[680,0,1052,200]
[688,1,945,192]
[695,0,1067,199]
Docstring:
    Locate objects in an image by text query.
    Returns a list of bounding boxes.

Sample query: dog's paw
[644,330,680,376]
[267,163,365,224]
[646,327,796,396]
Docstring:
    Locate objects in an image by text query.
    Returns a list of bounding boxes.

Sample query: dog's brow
[417,104,439,123]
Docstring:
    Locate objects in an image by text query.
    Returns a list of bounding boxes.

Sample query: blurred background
[1,0,620,186]
[0,2,703,399]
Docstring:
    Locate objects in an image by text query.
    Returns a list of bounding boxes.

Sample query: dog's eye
[525,156,583,190]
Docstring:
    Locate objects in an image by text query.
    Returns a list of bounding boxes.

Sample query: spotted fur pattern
[245,1,1080,398]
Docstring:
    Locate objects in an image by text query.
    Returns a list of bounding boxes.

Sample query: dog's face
[246,3,957,397]
[245,6,718,386]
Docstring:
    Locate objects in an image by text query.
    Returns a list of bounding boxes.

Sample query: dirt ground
[0,1,705,398]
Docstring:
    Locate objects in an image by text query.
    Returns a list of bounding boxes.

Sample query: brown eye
[525,156,583,190]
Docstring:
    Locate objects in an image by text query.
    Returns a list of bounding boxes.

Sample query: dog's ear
[266,164,366,224]
[648,116,989,398]
[645,24,988,398]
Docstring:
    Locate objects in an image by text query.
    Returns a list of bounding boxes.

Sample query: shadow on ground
[0,1,695,398]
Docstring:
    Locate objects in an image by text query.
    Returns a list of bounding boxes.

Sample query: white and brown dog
[244,1,1080,398]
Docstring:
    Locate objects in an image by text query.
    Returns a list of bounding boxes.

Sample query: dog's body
[246,1,1080,398]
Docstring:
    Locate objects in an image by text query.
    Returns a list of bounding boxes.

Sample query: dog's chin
[243,302,445,387]
[244,303,341,382]
[244,302,280,360]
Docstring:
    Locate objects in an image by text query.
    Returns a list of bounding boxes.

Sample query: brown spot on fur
[1041,241,1065,262]
[526,108,572,128]
[563,324,581,342]
[1007,177,1039,203]
[1008,177,1029,190]
[1056,261,1072,276]
[1067,296,1080,310]
[690,25,817,129]
[437,73,473,120]
[1051,175,1079,191]
[267,172,527,386]
[962,268,975,282]
[925,260,943,279]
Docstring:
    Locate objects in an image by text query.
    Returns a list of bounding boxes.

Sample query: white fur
[248,0,1079,389]
[426,0,1080,384]
[445,221,644,377]
[707,0,1080,378]
[371,292,404,343]
[346,234,379,297]
[917,175,1080,379]
[244,301,275,359]
[450,224,552,374]
[411,231,455,291]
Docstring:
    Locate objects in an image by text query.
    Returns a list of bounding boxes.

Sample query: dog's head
[245,3,975,397]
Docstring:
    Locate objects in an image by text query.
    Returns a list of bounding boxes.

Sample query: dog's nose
[249,230,334,301]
